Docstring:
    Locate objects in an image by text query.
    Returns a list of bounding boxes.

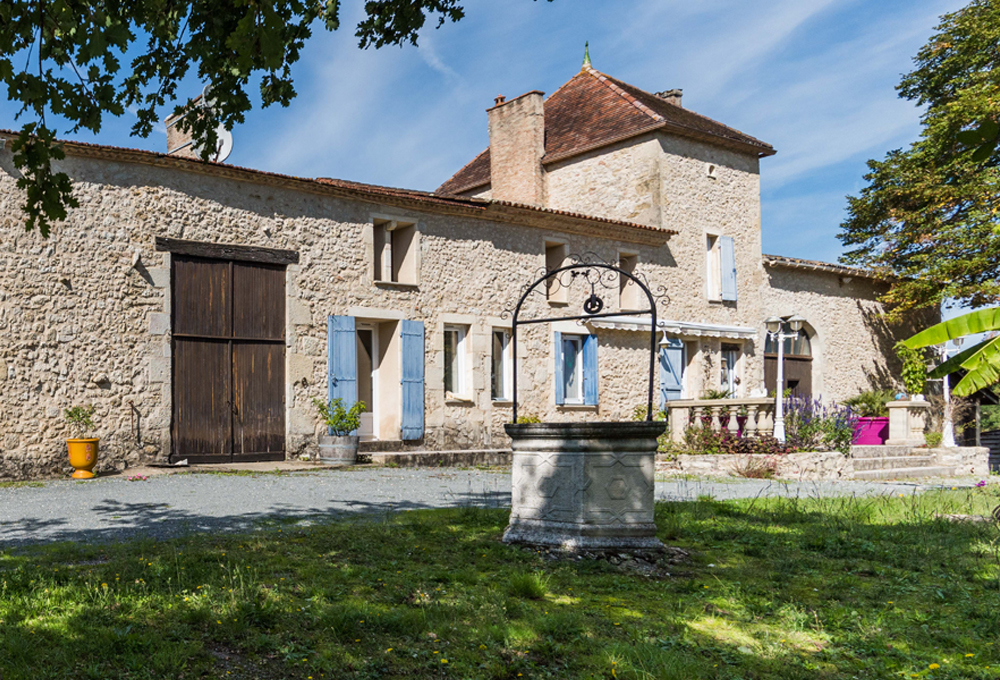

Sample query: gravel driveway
[0,467,984,547]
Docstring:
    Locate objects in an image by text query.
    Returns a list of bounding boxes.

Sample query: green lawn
[2,488,999,679]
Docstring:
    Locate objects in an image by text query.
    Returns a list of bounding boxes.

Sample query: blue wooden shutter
[400,319,425,440]
[328,315,357,435]
[583,334,599,406]
[659,337,684,408]
[553,331,565,405]
[720,236,737,301]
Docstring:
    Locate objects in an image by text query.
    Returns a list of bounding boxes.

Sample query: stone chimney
[487,90,546,206]
[655,89,682,107]
[164,96,204,159]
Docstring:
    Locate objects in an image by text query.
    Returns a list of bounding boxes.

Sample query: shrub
[924,431,943,448]
[700,388,732,400]
[312,397,366,436]
[732,455,779,479]
[64,405,96,439]
[842,389,894,418]
[895,342,927,396]
[678,426,793,456]
[784,395,859,455]
[515,413,542,425]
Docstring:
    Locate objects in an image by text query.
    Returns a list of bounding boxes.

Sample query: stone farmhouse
[0,63,914,479]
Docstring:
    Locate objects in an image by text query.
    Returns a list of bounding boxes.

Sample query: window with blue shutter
[400,319,425,440]
[660,337,684,408]
[554,332,597,406]
[327,315,358,435]
[720,236,737,301]
[583,333,598,406]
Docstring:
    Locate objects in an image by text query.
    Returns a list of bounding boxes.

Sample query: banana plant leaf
[927,338,992,379]
[952,335,1000,396]
[903,307,1000,349]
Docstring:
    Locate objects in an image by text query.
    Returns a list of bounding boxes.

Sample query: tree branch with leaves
[0,1,547,236]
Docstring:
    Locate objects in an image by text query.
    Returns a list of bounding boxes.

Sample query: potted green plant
[64,405,99,479]
[313,397,366,466]
[843,389,894,445]
[895,342,927,400]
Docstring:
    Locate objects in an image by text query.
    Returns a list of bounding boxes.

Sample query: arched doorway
[764,321,812,396]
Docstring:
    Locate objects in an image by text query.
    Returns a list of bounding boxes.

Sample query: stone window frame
[705,230,722,302]
[720,342,743,398]
[543,238,569,306]
[617,249,641,311]
[490,326,513,403]
[367,212,421,289]
[440,313,477,405]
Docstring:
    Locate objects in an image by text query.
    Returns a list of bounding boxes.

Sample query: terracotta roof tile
[437,66,775,195]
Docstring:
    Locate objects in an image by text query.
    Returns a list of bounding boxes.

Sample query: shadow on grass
[2,491,1000,679]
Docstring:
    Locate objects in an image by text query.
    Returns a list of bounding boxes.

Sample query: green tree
[838,0,1000,319]
[0,1,550,237]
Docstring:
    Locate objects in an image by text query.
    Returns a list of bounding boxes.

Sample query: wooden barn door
[172,256,286,463]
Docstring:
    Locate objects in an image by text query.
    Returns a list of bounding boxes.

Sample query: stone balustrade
[665,398,776,442]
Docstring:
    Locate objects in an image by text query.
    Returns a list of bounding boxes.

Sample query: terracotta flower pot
[66,438,99,479]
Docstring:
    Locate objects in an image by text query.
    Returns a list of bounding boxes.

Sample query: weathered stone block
[148,313,170,335]
[504,421,665,551]
[148,357,170,384]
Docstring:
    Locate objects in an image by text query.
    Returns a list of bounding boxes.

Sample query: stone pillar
[886,401,930,446]
[503,421,666,551]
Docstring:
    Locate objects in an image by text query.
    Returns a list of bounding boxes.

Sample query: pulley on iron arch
[507,255,665,423]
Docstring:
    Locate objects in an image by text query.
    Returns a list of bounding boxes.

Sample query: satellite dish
[214,127,233,163]
[201,83,215,108]
[192,83,233,162]
[193,123,234,163]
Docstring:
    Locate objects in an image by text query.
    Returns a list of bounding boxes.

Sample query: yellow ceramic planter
[66,438,99,479]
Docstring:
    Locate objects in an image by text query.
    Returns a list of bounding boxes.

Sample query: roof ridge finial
[582,41,591,69]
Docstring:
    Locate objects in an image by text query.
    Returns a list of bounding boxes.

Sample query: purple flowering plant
[783,394,860,455]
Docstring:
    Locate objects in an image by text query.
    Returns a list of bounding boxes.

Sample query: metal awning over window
[586,315,756,340]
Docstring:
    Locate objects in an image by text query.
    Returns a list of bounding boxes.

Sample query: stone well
[503,421,666,551]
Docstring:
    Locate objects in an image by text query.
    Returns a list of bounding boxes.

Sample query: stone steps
[850,445,920,458]
[852,455,937,471]
[853,465,956,480]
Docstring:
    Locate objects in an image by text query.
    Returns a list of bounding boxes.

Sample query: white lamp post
[765,314,805,442]
[940,337,963,448]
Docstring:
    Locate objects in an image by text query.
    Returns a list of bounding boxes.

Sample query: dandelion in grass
[929,663,940,669]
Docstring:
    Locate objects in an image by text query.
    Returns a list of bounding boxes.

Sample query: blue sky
[2,0,966,264]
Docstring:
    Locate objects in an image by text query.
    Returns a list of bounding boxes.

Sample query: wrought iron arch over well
[506,253,668,423]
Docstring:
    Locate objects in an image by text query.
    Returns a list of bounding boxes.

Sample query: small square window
[491,329,512,401]
[374,219,417,284]
[444,325,469,397]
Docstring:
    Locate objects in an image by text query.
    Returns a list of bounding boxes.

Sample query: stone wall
[656,447,989,481]
[657,451,854,480]
[0,147,679,479]
[761,264,934,403]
